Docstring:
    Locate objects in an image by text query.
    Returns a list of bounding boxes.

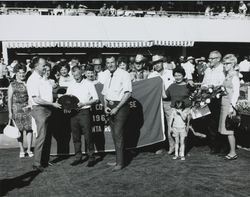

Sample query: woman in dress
[218,54,240,160]
[8,63,33,158]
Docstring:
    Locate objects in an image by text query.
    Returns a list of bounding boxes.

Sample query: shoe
[155,149,164,155]
[48,162,55,166]
[26,151,34,157]
[225,154,237,160]
[112,165,123,171]
[32,165,44,172]
[107,162,117,166]
[180,156,186,161]
[87,157,96,167]
[19,152,26,158]
[70,159,82,166]
[172,155,178,160]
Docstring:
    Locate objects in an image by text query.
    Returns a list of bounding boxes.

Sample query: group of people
[3,49,242,172]
[1,1,249,18]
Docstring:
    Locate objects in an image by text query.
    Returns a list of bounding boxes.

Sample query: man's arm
[109,91,131,116]
[32,97,61,108]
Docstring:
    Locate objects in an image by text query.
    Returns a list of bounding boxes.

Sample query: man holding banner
[102,56,132,171]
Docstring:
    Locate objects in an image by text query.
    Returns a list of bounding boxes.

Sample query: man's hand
[110,107,119,116]
[52,102,61,109]
[228,110,236,118]
[77,102,84,108]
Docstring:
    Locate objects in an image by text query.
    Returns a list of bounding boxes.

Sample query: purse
[225,105,241,131]
[3,119,21,139]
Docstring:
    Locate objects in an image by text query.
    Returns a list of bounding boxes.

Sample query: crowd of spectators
[0,1,249,18]
[1,53,250,89]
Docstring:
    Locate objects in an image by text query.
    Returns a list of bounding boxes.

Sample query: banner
[50,77,165,154]
[0,78,165,153]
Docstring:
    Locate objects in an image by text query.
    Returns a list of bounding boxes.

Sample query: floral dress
[11,81,32,131]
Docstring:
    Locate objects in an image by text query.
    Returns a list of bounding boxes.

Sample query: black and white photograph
[0,0,250,196]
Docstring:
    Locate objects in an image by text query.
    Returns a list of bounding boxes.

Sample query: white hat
[151,54,165,64]
[135,54,145,63]
[187,56,194,61]
[91,58,102,65]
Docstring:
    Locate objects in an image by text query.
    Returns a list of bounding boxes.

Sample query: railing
[0,7,249,19]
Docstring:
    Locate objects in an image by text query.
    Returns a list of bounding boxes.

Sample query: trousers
[108,101,130,166]
[70,108,94,160]
[31,105,51,167]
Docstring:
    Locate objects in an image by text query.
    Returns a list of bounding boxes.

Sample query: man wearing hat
[181,56,195,81]
[130,54,149,82]
[102,56,132,171]
[91,57,109,84]
[148,54,175,155]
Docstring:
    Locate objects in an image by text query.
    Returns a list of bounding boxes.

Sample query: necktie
[108,72,114,88]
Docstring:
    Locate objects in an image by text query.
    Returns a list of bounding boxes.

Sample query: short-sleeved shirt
[102,68,132,101]
[27,71,53,106]
[59,75,74,87]
[130,70,149,82]
[202,64,225,87]
[67,79,98,109]
[148,70,174,90]
[166,83,191,108]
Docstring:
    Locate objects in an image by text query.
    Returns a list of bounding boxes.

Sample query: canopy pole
[2,42,8,65]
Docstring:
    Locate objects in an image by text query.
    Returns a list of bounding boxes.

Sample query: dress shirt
[130,70,149,82]
[181,62,195,80]
[59,75,73,87]
[0,63,7,79]
[202,63,225,87]
[102,68,132,101]
[27,71,53,106]
[67,79,98,109]
[97,70,110,84]
[148,70,174,90]
[238,60,250,72]
[39,78,53,103]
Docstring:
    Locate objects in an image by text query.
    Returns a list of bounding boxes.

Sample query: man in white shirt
[0,58,8,87]
[238,56,250,72]
[26,57,61,172]
[66,65,99,167]
[148,54,175,155]
[181,56,195,81]
[238,56,250,82]
[102,56,132,171]
[91,57,109,84]
[201,50,225,154]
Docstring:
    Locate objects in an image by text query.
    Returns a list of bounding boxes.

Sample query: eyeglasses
[208,57,219,60]
[135,62,142,65]
[223,62,233,65]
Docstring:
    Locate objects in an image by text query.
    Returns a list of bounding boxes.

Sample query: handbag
[3,119,21,139]
[225,105,241,131]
